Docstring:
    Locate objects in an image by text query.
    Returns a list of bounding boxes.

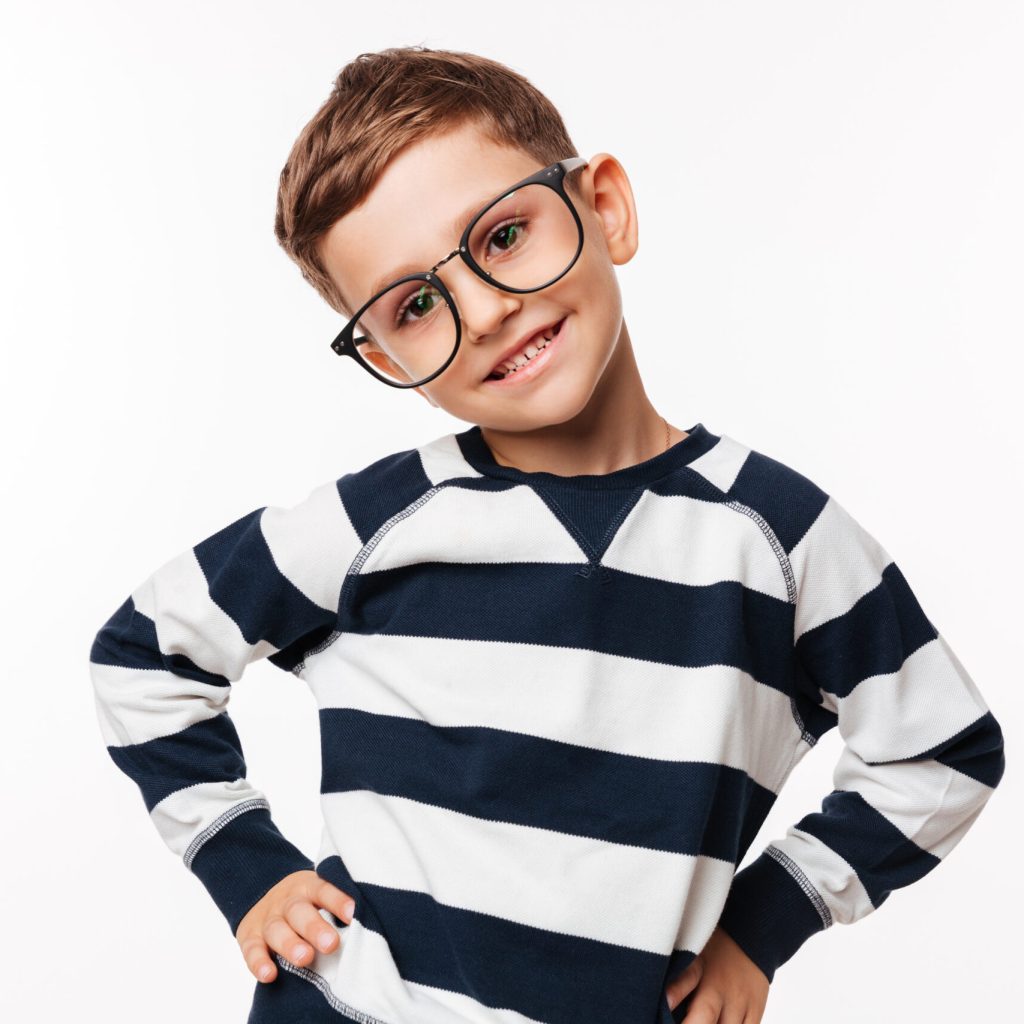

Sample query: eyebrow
[364,187,507,301]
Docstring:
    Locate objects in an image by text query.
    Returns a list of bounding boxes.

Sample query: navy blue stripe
[189,806,314,937]
[247,957,357,1022]
[196,507,337,654]
[715,851,828,984]
[337,448,436,546]
[319,707,777,864]
[315,854,695,1024]
[797,787,942,908]
[343,562,797,695]
[796,561,936,700]
[724,448,829,555]
[878,710,1006,789]
[90,597,230,686]
[107,710,248,811]
[915,711,1006,787]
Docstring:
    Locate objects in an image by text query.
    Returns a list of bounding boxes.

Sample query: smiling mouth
[484,316,567,382]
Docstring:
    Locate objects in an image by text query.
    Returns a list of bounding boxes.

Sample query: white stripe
[318,789,738,956]
[832,740,997,857]
[299,860,731,1023]
[357,483,793,605]
[304,633,802,792]
[827,633,992,759]
[790,494,893,640]
[762,825,874,926]
[261,478,361,610]
[417,432,486,486]
[765,716,999,927]
[290,915,548,1024]
[131,546,276,683]
[359,483,589,573]
[151,781,269,860]
[686,432,748,494]
[90,661,230,747]
[603,489,791,600]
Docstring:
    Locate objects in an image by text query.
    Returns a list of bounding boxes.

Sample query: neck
[481,323,684,475]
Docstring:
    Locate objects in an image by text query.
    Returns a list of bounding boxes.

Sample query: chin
[482,389,596,435]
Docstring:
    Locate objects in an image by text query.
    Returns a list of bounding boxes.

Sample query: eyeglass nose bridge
[429,248,463,275]
[424,244,505,319]
[427,244,500,287]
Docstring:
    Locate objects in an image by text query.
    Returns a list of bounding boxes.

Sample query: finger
[238,930,277,983]
[312,878,357,926]
[285,894,342,955]
[742,1001,767,1024]
[262,910,316,969]
[718,1000,747,1024]
[681,991,723,1023]
[666,957,704,1009]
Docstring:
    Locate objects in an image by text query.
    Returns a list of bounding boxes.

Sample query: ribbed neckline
[454,421,718,490]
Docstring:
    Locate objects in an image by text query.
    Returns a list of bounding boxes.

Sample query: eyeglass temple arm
[559,156,588,174]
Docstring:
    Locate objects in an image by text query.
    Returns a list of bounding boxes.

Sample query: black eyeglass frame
[328,156,589,389]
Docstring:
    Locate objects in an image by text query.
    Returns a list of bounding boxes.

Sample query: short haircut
[274,45,582,317]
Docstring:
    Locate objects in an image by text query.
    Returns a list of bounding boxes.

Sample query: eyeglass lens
[353,182,580,386]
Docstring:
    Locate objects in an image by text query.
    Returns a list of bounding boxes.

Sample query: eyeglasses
[328,157,588,388]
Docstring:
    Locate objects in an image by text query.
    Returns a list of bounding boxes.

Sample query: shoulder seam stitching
[292,482,452,674]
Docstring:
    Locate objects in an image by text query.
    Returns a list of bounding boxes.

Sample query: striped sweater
[89,421,1005,1024]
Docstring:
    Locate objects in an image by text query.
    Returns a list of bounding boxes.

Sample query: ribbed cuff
[188,805,315,936]
[715,849,828,984]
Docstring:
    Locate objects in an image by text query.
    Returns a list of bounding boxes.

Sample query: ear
[362,348,403,379]
[361,343,437,404]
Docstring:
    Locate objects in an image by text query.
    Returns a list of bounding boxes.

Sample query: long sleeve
[715,488,1006,984]
[88,477,361,937]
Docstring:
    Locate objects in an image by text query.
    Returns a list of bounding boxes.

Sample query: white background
[2,1,1020,1020]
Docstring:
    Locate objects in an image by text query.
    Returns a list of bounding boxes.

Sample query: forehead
[319,124,541,313]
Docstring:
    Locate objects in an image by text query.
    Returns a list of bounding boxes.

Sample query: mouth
[482,315,568,383]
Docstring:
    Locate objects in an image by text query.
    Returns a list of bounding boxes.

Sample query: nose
[436,257,520,343]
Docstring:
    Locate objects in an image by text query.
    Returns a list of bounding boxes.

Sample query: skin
[237,120,771,1021]
[318,118,684,473]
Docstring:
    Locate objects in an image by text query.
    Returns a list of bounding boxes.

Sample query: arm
[88,478,361,937]
[715,489,1006,984]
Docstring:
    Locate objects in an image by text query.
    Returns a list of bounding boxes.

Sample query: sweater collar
[453,421,719,490]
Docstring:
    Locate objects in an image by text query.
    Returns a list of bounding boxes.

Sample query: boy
[89,46,1006,1024]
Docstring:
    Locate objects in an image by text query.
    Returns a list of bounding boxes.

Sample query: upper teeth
[494,322,560,376]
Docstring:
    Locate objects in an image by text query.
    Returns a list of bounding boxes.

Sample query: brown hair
[273,45,582,317]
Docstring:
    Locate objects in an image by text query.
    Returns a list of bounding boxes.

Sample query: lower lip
[482,316,568,389]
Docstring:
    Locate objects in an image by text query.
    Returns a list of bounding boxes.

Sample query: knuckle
[263,910,287,930]
[280,893,307,916]
[245,948,269,973]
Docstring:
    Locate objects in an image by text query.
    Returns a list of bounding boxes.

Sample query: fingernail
[343,899,355,919]
[318,931,335,951]
[292,943,307,960]
[259,965,272,981]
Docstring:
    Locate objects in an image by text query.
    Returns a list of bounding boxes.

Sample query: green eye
[491,218,525,252]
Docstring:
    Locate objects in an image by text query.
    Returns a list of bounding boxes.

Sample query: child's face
[317,120,638,433]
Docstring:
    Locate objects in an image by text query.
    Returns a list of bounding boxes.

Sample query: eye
[486,215,529,255]
[394,283,443,327]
